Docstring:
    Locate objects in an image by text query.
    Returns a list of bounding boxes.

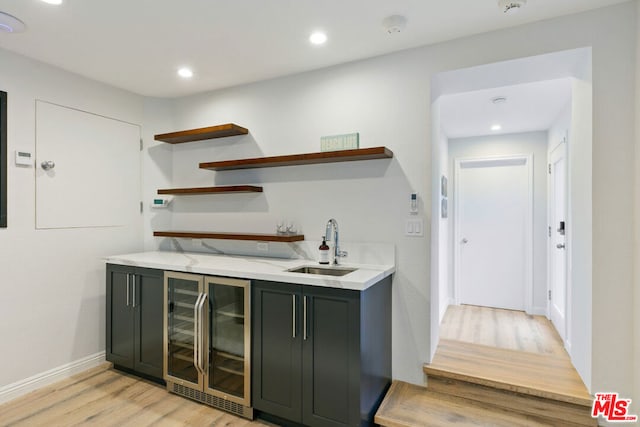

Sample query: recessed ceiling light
[0,11,26,33]
[498,0,527,14]
[491,96,507,104]
[177,67,193,79]
[309,31,327,45]
[491,124,502,131]
[41,0,63,5]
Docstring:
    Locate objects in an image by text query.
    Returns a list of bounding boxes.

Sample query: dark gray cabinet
[253,277,391,427]
[106,264,164,380]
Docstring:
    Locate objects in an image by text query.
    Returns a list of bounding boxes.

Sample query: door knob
[556,243,565,249]
[461,238,468,244]
[41,160,55,171]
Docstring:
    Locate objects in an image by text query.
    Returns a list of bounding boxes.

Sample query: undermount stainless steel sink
[287,266,357,277]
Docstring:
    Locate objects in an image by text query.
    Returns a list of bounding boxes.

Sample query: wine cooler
[163,272,252,418]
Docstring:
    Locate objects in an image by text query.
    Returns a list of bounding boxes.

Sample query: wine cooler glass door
[164,272,204,390]
[205,277,250,406]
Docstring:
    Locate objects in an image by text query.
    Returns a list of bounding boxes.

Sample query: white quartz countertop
[104,251,395,291]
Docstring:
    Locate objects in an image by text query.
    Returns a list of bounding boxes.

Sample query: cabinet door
[205,276,251,406]
[164,272,204,390]
[133,268,164,379]
[302,286,360,427]
[106,264,135,369]
[253,281,303,422]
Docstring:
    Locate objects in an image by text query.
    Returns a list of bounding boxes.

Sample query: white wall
[143,3,637,390]
[142,97,174,251]
[569,75,595,393]
[429,99,450,362]
[548,101,571,153]
[635,0,640,412]
[448,132,548,314]
[0,48,145,393]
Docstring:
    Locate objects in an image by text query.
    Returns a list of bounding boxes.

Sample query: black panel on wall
[0,91,6,228]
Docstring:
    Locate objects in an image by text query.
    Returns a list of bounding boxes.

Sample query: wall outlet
[257,242,269,252]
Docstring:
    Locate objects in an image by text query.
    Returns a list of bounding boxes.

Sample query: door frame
[547,136,570,347]
[453,154,534,313]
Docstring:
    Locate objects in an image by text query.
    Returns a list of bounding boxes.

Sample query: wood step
[426,376,596,426]
[375,381,582,427]
[424,339,592,407]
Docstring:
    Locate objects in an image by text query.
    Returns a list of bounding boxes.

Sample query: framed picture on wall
[441,197,448,218]
[441,175,448,197]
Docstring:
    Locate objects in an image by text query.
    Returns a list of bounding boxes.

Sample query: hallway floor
[440,304,566,357]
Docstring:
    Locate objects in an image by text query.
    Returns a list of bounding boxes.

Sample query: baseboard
[564,340,572,356]
[439,298,455,323]
[530,306,548,316]
[0,351,106,404]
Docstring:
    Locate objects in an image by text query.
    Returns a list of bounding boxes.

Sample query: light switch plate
[405,218,424,237]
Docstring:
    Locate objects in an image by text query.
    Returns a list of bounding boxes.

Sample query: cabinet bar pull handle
[132,275,136,308]
[292,295,296,338]
[198,294,207,373]
[126,274,130,307]
[303,296,308,341]
[193,294,203,374]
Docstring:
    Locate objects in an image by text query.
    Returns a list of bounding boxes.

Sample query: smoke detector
[382,15,407,34]
[498,0,527,14]
[0,11,26,33]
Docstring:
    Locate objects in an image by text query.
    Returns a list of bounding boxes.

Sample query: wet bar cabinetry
[252,276,392,427]
[104,252,395,424]
[106,264,164,381]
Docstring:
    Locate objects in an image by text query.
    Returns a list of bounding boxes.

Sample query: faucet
[325,218,348,265]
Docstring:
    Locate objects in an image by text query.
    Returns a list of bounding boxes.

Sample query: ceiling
[439,79,572,139]
[0,0,627,98]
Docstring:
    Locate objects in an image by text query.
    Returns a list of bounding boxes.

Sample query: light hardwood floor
[0,365,270,427]
[440,304,566,357]
[375,306,594,427]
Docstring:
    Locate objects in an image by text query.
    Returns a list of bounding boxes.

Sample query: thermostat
[15,151,33,167]
[151,197,172,208]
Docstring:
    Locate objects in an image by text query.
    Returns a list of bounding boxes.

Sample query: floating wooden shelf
[155,123,248,144]
[199,146,393,171]
[157,185,263,195]
[153,231,304,242]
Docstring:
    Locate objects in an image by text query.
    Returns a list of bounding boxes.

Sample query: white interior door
[549,142,567,340]
[456,157,530,311]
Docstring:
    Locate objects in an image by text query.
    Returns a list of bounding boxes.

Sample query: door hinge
[140,138,143,151]
[548,226,552,237]
[548,290,552,300]
[548,164,551,174]
[140,201,143,213]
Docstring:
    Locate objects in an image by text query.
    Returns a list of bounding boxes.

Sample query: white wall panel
[35,101,140,229]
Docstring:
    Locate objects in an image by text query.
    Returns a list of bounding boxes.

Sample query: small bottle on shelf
[319,237,330,265]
